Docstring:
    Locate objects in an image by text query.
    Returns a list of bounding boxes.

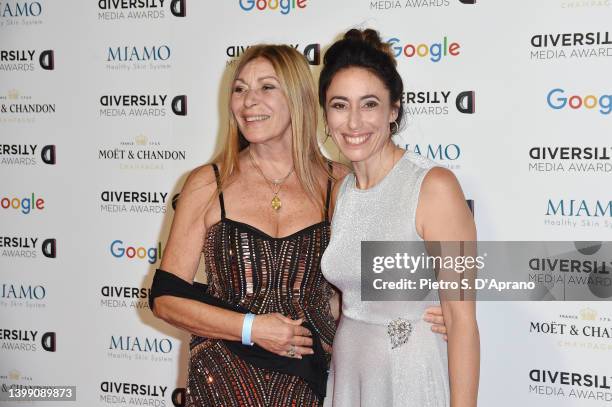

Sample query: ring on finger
[287,344,296,357]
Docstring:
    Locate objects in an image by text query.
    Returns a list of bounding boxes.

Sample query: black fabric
[211,163,226,219]
[149,269,328,400]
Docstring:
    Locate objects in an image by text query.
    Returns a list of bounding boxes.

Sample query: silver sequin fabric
[322,150,450,407]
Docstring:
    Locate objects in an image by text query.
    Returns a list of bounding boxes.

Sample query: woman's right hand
[250,313,314,359]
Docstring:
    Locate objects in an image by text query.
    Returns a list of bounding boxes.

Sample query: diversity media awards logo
[0,329,56,352]
[99,94,187,118]
[403,90,475,115]
[100,190,170,214]
[528,146,611,174]
[0,144,55,166]
[370,0,475,10]
[530,31,612,60]
[226,43,319,66]
[528,368,612,402]
[97,0,186,20]
[100,285,150,309]
[0,236,56,259]
[99,381,185,407]
[0,49,54,72]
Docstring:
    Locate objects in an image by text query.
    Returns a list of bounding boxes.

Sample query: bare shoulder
[175,164,218,217]
[182,164,217,195]
[420,166,462,197]
[417,166,475,240]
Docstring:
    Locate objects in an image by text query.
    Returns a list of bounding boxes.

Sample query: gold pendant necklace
[248,149,294,211]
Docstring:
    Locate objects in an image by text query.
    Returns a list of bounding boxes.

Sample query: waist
[340,299,437,326]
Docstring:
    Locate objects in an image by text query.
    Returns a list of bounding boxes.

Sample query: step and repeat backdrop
[1,1,611,406]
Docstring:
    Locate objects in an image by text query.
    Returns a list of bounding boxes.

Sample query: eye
[262,84,276,91]
[233,85,246,94]
[363,100,379,109]
[330,102,347,110]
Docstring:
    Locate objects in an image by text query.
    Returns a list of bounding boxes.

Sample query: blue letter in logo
[547,88,566,110]
[239,0,255,11]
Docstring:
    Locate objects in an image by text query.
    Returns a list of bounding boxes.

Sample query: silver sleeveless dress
[322,150,449,407]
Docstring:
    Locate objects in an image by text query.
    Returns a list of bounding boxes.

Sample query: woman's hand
[251,313,314,359]
[424,305,448,341]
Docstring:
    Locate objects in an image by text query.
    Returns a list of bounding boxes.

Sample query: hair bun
[343,28,395,63]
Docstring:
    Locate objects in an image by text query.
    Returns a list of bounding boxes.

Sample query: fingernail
[423,316,432,322]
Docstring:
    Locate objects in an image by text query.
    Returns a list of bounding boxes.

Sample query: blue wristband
[241,313,255,346]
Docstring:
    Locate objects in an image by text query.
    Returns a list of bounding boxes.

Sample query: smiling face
[230,57,292,145]
[324,67,399,163]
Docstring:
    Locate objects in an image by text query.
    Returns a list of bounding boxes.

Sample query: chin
[340,147,371,164]
[241,130,274,144]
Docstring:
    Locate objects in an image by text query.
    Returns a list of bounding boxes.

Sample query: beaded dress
[186,164,336,406]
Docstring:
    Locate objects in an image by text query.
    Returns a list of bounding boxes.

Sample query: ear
[389,101,400,123]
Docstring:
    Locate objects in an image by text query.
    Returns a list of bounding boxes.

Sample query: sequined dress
[321,151,450,407]
[186,164,336,406]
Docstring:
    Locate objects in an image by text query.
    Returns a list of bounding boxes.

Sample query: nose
[243,88,259,108]
[347,106,362,131]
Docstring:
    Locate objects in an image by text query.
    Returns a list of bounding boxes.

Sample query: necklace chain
[248,149,294,211]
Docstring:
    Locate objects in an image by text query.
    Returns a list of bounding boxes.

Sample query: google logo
[238,0,306,15]
[387,37,460,63]
[547,89,611,115]
[110,240,163,264]
[1,193,45,215]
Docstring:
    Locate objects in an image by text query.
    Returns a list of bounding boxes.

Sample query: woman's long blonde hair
[214,44,330,212]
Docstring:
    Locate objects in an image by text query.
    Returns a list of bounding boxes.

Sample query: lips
[342,133,371,146]
[244,115,270,123]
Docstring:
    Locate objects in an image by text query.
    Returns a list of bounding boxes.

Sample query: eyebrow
[328,94,382,102]
[234,75,280,84]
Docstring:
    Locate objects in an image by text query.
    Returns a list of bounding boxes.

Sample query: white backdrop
[1,1,611,406]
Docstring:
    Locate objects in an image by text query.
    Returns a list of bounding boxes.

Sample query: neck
[352,141,403,190]
[247,136,294,178]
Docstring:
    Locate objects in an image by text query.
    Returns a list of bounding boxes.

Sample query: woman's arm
[152,165,313,357]
[417,167,480,407]
[152,165,240,338]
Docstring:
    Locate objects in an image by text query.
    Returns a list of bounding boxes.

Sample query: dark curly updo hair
[319,28,404,134]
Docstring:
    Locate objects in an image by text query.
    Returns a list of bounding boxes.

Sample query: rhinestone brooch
[387,318,413,349]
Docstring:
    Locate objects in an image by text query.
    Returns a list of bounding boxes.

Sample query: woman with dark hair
[320,29,480,406]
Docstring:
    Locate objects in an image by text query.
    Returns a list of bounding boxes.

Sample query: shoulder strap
[324,161,333,221]
[211,163,226,219]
